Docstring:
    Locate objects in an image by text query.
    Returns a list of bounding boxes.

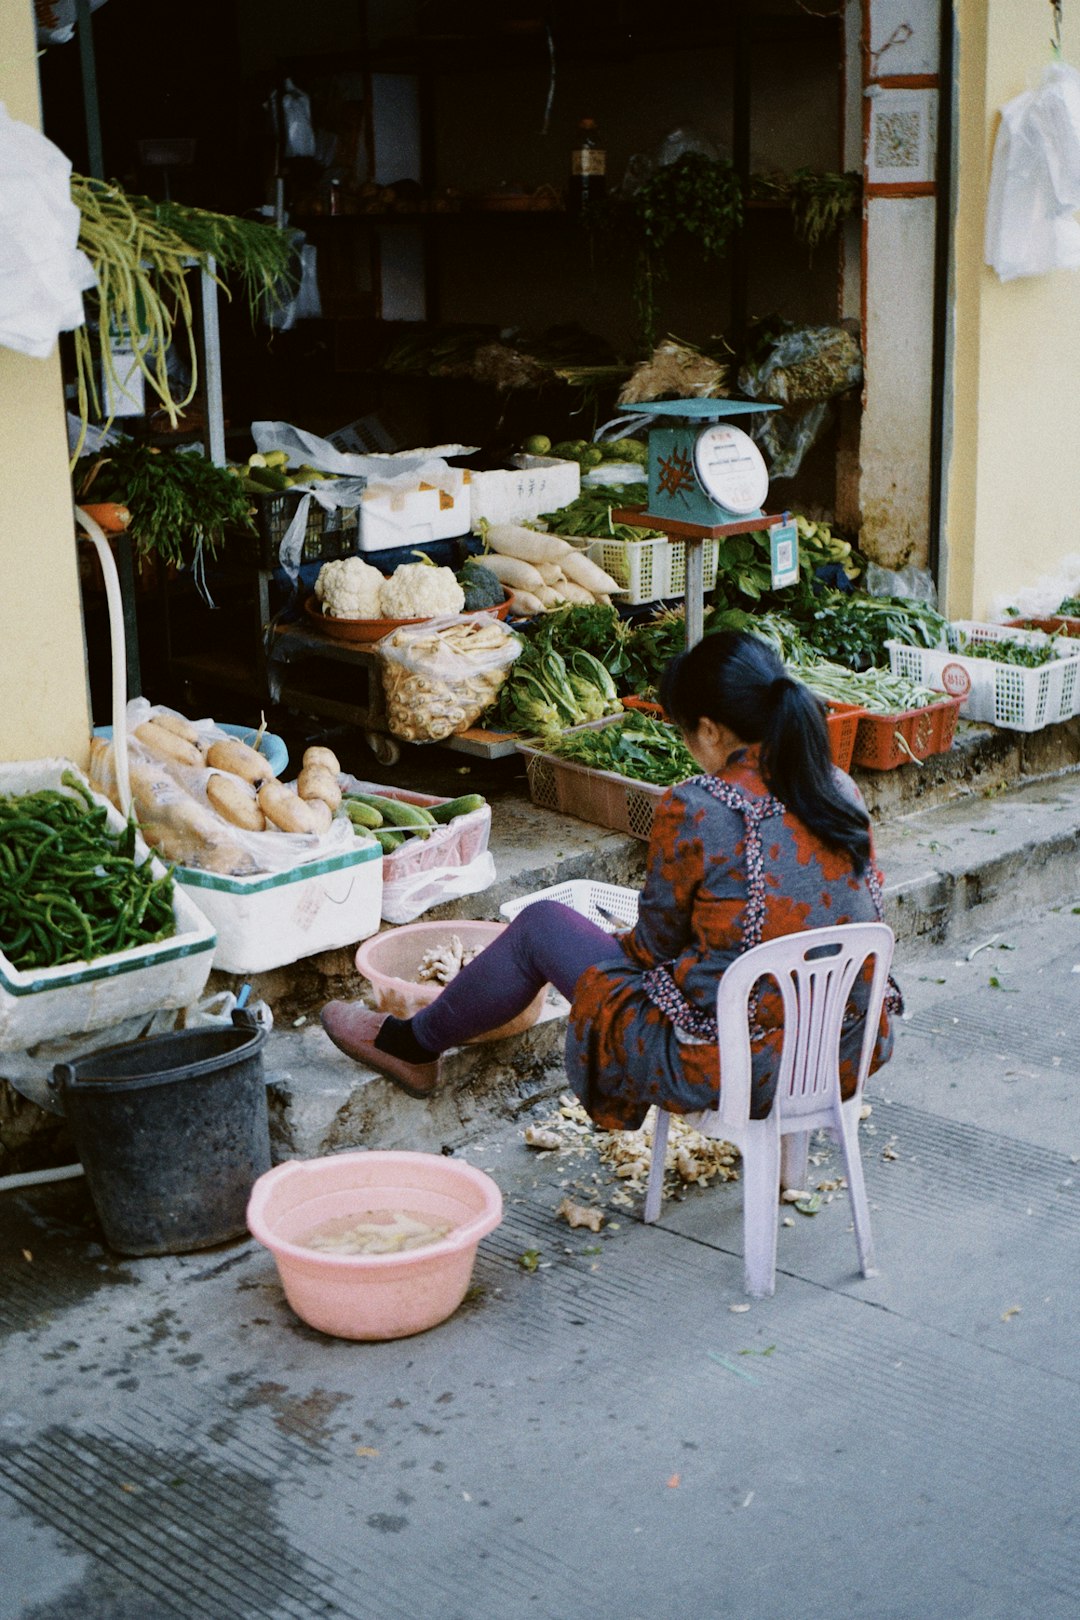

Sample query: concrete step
[265,722,1080,1164]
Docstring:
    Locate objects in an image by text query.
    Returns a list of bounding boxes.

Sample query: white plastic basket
[582,535,719,605]
[500,879,640,931]
[885,621,1080,732]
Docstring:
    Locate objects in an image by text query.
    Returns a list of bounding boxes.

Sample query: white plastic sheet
[985,63,1080,282]
[0,102,96,358]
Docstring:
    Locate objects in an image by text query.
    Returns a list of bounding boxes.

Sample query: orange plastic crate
[851,695,964,771]
[622,696,864,772]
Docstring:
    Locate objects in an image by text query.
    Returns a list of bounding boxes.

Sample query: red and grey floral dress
[565,746,896,1131]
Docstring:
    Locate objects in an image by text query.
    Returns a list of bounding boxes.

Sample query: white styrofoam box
[885,621,1080,732]
[582,463,647,488]
[580,533,720,605]
[176,840,383,975]
[500,879,640,931]
[468,454,581,529]
[357,478,471,552]
[0,759,217,1053]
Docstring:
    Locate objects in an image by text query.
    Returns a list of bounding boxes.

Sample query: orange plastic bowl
[247,1150,503,1341]
[354,920,547,1041]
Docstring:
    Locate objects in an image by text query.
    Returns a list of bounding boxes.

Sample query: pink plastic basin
[247,1150,503,1341]
[354,919,547,1041]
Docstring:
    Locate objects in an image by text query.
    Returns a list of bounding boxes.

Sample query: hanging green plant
[787,168,862,251]
[615,154,743,353]
[70,177,299,459]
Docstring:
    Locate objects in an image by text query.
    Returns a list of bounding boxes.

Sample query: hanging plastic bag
[377,615,522,742]
[750,401,832,480]
[738,325,862,405]
[0,102,97,359]
[985,62,1080,281]
[265,79,317,160]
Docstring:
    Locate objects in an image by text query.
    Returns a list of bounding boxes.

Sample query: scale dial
[692,423,769,517]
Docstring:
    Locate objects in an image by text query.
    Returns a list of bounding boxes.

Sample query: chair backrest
[710,921,895,1130]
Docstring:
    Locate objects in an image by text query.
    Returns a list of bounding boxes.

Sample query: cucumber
[343,799,383,829]
[374,828,406,852]
[428,793,487,824]
[347,793,432,838]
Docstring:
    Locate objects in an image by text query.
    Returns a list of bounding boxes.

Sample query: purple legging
[411,900,624,1053]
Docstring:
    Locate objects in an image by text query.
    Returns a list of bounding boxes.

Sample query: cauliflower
[315,556,385,619]
[379,562,465,619]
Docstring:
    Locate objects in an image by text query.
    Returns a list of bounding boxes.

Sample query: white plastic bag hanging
[985,63,1080,281]
[0,102,96,358]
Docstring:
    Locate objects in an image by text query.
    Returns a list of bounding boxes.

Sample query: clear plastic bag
[986,63,1080,281]
[376,616,521,742]
[89,699,354,876]
[750,401,832,480]
[864,562,938,607]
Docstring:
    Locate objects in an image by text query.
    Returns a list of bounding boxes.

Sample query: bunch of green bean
[0,773,176,972]
[796,660,946,714]
[70,176,297,460]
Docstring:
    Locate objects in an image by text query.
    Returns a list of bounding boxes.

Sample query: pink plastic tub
[354,920,547,1041]
[247,1150,503,1341]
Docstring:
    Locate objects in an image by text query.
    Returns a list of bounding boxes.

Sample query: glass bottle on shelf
[569,117,606,216]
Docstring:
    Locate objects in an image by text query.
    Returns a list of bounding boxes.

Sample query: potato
[303,745,341,776]
[134,719,204,770]
[206,772,266,831]
[306,797,333,834]
[257,780,324,834]
[147,709,201,747]
[206,737,274,785]
[297,765,342,810]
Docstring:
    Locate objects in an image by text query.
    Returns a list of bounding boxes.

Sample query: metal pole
[200,259,226,466]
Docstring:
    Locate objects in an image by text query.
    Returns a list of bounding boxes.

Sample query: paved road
[2,897,1079,1620]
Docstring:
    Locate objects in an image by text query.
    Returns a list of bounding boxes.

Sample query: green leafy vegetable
[543,713,698,786]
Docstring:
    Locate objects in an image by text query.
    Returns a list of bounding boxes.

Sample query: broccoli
[457,560,506,610]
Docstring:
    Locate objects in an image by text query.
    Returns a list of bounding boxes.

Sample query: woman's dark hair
[659,630,871,874]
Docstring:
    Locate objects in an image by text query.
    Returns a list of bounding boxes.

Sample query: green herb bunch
[75,441,255,566]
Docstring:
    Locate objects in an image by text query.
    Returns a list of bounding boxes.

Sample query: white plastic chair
[643,921,895,1298]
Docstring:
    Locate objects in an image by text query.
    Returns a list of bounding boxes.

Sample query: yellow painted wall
[945,1,1080,618]
[0,2,91,766]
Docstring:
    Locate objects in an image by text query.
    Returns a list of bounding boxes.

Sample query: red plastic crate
[850,695,964,771]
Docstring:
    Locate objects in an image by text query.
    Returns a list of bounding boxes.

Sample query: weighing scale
[613,398,793,647]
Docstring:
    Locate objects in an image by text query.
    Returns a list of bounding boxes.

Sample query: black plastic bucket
[50,1012,271,1257]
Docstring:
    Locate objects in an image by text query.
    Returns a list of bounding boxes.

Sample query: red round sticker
[940,661,971,698]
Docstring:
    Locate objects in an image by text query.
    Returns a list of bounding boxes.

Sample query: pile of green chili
[0,772,176,972]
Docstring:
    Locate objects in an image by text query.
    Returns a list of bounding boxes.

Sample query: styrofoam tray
[500,879,639,931]
[0,759,217,1053]
[176,840,383,975]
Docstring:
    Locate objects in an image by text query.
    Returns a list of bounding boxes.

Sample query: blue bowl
[94,721,289,778]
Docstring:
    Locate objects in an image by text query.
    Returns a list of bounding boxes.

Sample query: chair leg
[643,1108,670,1224]
[780,1130,810,1191]
[740,1125,781,1297]
[836,1103,877,1278]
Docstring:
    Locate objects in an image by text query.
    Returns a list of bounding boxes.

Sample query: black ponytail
[659,630,872,875]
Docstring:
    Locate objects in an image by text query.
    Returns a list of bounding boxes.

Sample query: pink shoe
[319,1001,439,1099]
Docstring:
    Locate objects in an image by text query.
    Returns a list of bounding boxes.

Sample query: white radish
[559,549,624,595]
[485,524,572,564]
[479,552,547,592]
[535,560,566,584]
[507,588,545,615]
[557,579,596,604]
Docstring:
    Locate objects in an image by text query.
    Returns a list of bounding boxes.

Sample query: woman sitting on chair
[321,630,898,1126]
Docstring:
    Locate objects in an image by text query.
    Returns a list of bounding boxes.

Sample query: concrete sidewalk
[2,888,1079,1619]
